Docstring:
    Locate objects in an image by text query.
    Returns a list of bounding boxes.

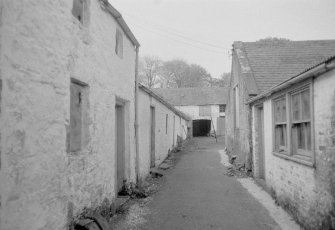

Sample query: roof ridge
[241,39,335,45]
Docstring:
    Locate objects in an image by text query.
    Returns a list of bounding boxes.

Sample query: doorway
[216,116,225,136]
[173,116,176,146]
[115,104,125,193]
[256,106,265,179]
[150,106,155,168]
[192,119,211,136]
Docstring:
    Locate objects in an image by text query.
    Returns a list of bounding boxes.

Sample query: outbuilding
[138,85,191,180]
[248,56,335,229]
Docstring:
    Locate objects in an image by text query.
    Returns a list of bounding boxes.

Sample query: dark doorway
[150,106,155,168]
[192,119,211,136]
[115,104,125,193]
[256,106,265,179]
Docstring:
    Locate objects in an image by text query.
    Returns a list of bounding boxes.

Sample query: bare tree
[161,59,212,88]
[161,59,189,88]
[138,56,163,88]
[207,72,231,87]
[257,37,291,42]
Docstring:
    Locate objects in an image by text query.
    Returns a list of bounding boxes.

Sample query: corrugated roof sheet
[236,40,335,93]
[152,87,228,106]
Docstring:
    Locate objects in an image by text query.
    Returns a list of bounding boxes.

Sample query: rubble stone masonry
[0,1,136,229]
[259,68,335,229]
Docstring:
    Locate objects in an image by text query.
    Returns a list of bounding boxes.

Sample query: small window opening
[68,79,89,152]
[72,0,84,23]
[115,29,123,58]
[219,104,226,113]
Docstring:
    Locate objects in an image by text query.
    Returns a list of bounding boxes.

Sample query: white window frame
[219,104,226,113]
[273,96,288,153]
[272,80,314,167]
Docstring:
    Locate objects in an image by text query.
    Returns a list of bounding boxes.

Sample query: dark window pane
[282,98,286,122]
[302,89,310,120]
[274,99,284,122]
[275,125,280,150]
[297,123,305,149]
[72,0,84,23]
[275,124,287,151]
[292,124,297,154]
[305,122,311,150]
[283,124,287,146]
[292,93,300,121]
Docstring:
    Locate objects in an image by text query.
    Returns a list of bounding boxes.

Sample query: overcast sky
[110,0,335,78]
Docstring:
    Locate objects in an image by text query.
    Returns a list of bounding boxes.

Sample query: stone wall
[255,68,335,229]
[138,89,189,181]
[225,53,252,169]
[0,1,136,229]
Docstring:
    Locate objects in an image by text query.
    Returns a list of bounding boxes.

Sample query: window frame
[115,28,124,58]
[219,104,226,113]
[272,95,288,153]
[72,0,89,26]
[271,80,314,166]
[68,78,89,153]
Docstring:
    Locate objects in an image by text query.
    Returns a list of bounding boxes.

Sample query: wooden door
[257,106,265,179]
[116,104,125,192]
[216,117,225,136]
[150,106,155,168]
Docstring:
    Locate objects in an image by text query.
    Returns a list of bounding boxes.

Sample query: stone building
[138,85,190,180]
[153,87,228,137]
[0,0,140,229]
[248,56,335,229]
[225,40,335,170]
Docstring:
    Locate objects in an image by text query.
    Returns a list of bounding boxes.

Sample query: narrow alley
[112,137,298,230]
[2,2,335,230]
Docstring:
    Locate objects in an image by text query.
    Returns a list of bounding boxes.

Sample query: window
[68,79,89,152]
[272,84,312,161]
[115,29,123,58]
[219,104,226,113]
[72,0,85,23]
[273,96,287,152]
[166,114,168,134]
[290,87,312,157]
[199,105,211,116]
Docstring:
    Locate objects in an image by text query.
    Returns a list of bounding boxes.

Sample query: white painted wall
[138,89,189,180]
[0,1,137,229]
[175,105,225,135]
[252,68,335,228]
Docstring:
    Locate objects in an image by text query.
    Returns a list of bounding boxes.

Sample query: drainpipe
[134,46,140,185]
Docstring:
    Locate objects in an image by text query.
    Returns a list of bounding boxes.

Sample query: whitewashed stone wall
[0,1,137,229]
[252,68,335,229]
[138,89,189,180]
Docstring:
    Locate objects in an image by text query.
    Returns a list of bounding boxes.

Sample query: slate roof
[139,85,191,120]
[235,40,335,93]
[152,87,228,106]
[247,55,335,104]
